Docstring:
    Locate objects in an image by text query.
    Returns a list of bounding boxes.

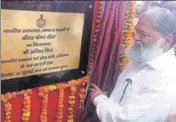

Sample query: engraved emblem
[36,15,46,27]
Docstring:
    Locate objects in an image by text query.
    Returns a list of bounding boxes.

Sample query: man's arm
[92,85,173,122]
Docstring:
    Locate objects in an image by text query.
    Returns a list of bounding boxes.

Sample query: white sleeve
[93,88,173,122]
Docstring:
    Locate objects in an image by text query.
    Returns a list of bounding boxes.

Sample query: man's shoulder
[147,48,176,77]
[140,67,176,98]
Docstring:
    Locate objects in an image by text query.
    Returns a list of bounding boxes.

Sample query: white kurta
[93,48,176,122]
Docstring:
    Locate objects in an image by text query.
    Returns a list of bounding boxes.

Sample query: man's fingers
[90,92,96,101]
[91,83,99,89]
[89,88,96,92]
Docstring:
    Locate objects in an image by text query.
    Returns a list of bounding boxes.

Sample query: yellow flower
[5,115,11,120]
[5,112,11,116]
[48,85,53,91]
[70,86,76,91]
[23,112,30,117]
[4,93,12,101]
[67,119,74,122]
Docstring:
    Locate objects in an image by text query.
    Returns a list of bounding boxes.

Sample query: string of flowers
[119,1,136,71]
[67,84,77,122]
[38,86,49,122]
[56,84,65,122]
[1,90,31,122]
[1,76,88,122]
[78,76,87,108]
[22,89,32,122]
[2,92,13,122]
[79,87,86,108]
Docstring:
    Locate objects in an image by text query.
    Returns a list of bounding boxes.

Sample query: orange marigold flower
[56,115,63,119]
[5,112,11,116]
[67,119,74,122]
[4,93,12,101]
[11,92,17,98]
[70,86,76,91]
[68,100,75,105]
[27,89,32,94]
[69,96,75,100]
[67,114,74,119]
[5,115,11,120]
[80,88,86,93]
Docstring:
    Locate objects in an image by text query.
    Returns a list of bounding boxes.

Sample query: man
[89,8,176,122]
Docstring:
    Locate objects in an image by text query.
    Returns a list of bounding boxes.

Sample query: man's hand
[89,83,105,102]
[168,113,176,122]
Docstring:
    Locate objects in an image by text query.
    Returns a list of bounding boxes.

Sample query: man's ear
[164,34,173,50]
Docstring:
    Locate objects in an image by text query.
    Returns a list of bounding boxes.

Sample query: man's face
[128,17,165,64]
[133,16,160,46]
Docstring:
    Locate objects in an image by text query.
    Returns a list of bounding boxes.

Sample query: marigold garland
[67,84,77,122]
[22,89,32,122]
[1,90,32,122]
[2,93,13,122]
[119,1,136,71]
[79,87,86,108]
[38,86,50,122]
[38,85,57,122]
[1,76,88,122]
[56,84,65,122]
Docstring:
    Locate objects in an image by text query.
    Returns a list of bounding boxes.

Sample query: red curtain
[81,1,126,122]
[1,85,83,122]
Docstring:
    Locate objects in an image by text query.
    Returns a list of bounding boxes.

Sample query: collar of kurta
[147,47,176,77]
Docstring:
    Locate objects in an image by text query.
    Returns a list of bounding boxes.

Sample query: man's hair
[150,2,161,8]
[160,1,169,7]
[140,8,176,45]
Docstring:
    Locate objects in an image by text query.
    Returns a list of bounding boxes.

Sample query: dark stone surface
[1,0,94,93]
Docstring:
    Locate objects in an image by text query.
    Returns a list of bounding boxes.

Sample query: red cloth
[1,86,82,122]
[81,1,126,122]
[102,1,127,95]
[87,1,101,72]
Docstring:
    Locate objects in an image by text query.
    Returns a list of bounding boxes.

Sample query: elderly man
[89,8,176,122]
